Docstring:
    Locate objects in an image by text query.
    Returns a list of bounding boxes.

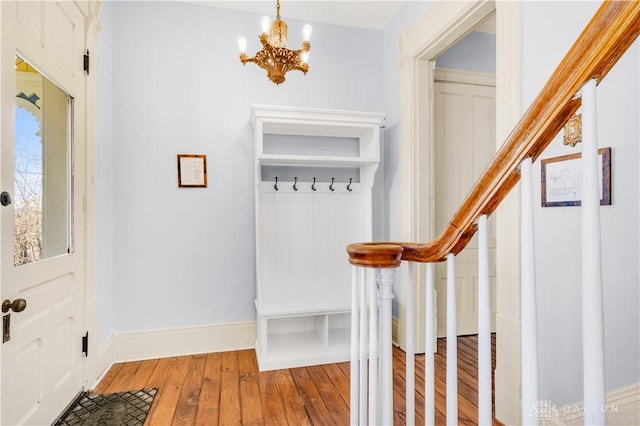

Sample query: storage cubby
[251,105,383,371]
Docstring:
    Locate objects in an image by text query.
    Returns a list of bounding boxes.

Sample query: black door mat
[53,388,157,426]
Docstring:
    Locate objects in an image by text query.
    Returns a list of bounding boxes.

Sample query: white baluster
[351,266,361,425]
[378,268,395,425]
[369,268,379,425]
[406,262,415,425]
[446,253,458,425]
[581,79,606,425]
[521,157,540,425]
[359,268,368,423]
[477,214,492,425]
[425,262,435,425]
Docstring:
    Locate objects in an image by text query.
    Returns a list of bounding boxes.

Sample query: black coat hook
[329,177,335,192]
[274,177,279,191]
[347,178,353,192]
[312,177,317,191]
[293,177,298,191]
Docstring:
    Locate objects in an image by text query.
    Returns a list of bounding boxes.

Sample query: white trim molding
[545,383,640,425]
[392,316,399,346]
[114,321,257,363]
[434,67,496,87]
[93,334,117,389]
[493,2,524,424]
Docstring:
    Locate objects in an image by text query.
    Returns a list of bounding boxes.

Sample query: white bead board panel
[256,182,364,311]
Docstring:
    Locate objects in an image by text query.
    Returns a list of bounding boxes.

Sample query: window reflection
[14,56,72,266]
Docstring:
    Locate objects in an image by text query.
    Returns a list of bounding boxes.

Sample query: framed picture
[177,154,207,188]
[541,147,611,207]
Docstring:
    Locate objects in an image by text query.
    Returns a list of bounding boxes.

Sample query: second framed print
[541,147,611,207]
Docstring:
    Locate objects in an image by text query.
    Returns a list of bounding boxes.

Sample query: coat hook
[293,177,298,191]
[274,177,279,191]
[347,177,352,192]
[329,177,335,192]
[311,177,317,191]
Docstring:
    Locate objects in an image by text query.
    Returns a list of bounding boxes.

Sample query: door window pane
[14,57,73,266]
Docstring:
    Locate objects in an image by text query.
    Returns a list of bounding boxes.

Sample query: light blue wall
[96,1,384,335]
[436,31,496,73]
[96,2,115,343]
[524,1,640,408]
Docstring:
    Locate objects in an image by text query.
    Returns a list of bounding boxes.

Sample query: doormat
[53,388,157,426]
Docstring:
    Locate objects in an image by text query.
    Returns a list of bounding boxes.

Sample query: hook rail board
[251,105,383,371]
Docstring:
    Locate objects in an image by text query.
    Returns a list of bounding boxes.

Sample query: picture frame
[541,147,611,207]
[177,154,207,188]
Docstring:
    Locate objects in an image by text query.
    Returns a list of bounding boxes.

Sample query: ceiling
[191,1,407,30]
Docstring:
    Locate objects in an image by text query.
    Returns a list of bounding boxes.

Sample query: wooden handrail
[347,0,640,267]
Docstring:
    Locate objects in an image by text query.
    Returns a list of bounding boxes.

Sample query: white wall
[524,1,640,406]
[97,1,384,336]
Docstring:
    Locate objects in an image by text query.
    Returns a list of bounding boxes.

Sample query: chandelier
[237,0,312,85]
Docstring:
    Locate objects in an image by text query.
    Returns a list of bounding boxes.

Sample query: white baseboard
[543,383,640,425]
[115,321,257,363]
[92,334,117,388]
[392,316,399,346]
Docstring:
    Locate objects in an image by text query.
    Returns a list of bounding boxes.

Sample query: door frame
[0,1,102,419]
[395,1,523,423]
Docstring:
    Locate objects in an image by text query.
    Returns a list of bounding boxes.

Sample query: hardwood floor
[93,335,497,425]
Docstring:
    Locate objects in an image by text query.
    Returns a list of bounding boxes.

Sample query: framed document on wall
[177,154,207,188]
[541,147,611,207]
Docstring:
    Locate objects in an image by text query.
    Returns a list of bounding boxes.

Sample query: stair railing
[346,1,640,425]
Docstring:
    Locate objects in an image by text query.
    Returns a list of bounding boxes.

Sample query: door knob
[2,299,27,313]
[0,191,11,206]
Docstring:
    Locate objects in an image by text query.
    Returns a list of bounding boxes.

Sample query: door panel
[434,79,496,337]
[16,2,43,44]
[1,1,86,424]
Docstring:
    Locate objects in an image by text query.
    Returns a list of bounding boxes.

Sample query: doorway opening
[396,1,523,422]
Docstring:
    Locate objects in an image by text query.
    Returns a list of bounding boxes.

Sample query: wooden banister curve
[348,0,640,266]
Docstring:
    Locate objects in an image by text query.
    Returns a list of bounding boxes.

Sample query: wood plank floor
[93,335,498,425]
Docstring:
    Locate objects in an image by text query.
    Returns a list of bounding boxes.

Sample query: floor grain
[94,335,501,425]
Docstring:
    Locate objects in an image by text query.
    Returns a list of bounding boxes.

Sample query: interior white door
[434,78,496,337]
[1,2,87,424]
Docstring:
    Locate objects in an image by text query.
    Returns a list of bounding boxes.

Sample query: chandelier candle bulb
[238,0,312,85]
[260,16,271,34]
[237,37,247,54]
[303,24,313,41]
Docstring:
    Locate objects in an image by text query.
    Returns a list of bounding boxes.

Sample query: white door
[434,77,496,337]
[1,2,87,424]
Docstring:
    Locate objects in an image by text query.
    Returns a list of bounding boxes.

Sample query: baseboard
[92,334,116,388]
[392,316,399,346]
[115,321,257,362]
[543,383,640,425]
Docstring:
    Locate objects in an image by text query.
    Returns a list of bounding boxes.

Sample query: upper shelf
[258,154,379,167]
[251,105,385,136]
[251,105,385,166]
